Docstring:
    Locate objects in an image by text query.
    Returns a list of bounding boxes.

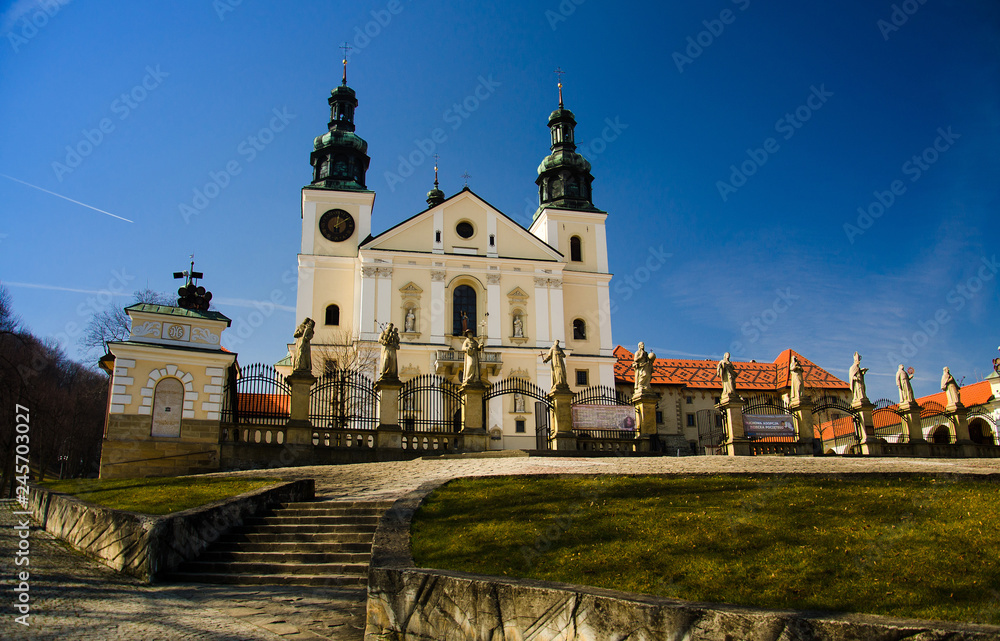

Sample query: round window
[456,221,474,239]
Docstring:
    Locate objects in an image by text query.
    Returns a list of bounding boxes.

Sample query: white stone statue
[540,340,568,391]
[513,315,524,338]
[789,355,805,403]
[716,352,738,400]
[462,330,484,384]
[378,323,400,379]
[404,308,415,333]
[292,318,315,374]
[513,393,525,413]
[849,352,869,405]
[941,366,961,407]
[896,364,915,404]
[632,341,656,397]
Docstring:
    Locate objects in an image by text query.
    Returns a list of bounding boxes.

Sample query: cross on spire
[434,154,440,187]
[340,42,352,85]
[461,171,471,187]
[554,67,566,107]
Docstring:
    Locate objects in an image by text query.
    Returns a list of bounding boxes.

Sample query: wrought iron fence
[742,394,796,443]
[399,374,463,433]
[967,407,998,446]
[309,368,379,430]
[696,408,726,454]
[221,363,290,426]
[572,385,630,406]
[921,401,951,443]
[872,398,908,443]
[811,397,862,454]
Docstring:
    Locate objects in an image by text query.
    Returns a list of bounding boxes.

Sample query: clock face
[319,209,355,242]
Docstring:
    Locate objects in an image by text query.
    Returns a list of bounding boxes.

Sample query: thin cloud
[4,281,132,296]
[0,174,132,223]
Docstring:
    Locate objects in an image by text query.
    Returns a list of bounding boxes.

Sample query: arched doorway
[969,418,995,445]
[151,377,184,438]
[930,424,951,444]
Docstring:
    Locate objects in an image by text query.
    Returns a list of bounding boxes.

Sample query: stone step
[245,515,381,526]
[210,541,372,554]
[227,523,377,536]
[178,561,369,576]
[218,531,376,544]
[197,550,370,564]
[278,500,394,511]
[167,572,367,587]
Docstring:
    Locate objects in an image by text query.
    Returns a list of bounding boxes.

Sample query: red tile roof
[913,379,994,409]
[613,346,848,392]
[237,393,290,415]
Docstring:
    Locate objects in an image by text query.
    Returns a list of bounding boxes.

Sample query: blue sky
[0,0,997,401]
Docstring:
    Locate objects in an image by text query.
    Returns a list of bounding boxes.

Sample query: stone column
[946,403,973,447]
[852,399,883,456]
[285,371,316,445]
[898,401,929,457]
[548,385,576,451]
[375,376,403,450]
[788,398,817,456]
[633,391,660,453]
[460,381,488,452]
[718,396,751,456]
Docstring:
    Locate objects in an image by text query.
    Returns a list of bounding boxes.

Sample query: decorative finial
[434,154,440,188]
[340,42,352,85]
[554,67,566,108]
[461,171,471,188]
[172,255,211,310]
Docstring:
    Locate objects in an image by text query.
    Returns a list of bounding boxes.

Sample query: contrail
[3,281,133,295]
[1,174,133,223]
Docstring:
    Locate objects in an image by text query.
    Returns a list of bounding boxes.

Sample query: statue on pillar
[632,342,656,397]
[716,352,739,401]
[378,323,400,380]
[941,366,961,407]
[540,340,568,391]
[788,355,805,403]
[462,330,484,384]
[292,318,315,374]
[896,364,916,404]
[849,352,869,404]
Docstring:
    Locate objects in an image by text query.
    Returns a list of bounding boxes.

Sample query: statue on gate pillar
[789,355,806,403]
[716,352,739,402]
[378,323,400,380]
[632,342,656,397]
[540,340,569,391]
[462,330,484,385]
[941,366,962,407]
[896,364,916,404]
[292,318,315,374]
[849,352,870,405]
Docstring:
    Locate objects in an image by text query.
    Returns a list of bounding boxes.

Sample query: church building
[291,67,615,449]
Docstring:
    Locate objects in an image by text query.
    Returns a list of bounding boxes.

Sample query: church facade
[291,73,615,449]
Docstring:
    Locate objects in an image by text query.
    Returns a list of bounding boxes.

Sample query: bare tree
[311,325,379,377]
[0,283,21,334]
[80,288,174,356]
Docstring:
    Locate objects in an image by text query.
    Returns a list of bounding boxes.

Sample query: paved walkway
[3,455,999,639]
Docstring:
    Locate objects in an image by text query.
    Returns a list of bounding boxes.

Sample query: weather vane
[173,255,211,310]
[340,42,352,85]
[434,153,440,188]
[554,67,566,107]
[461,171,471,187]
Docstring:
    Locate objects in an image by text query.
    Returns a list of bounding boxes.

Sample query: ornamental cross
[461,171,471,187]
[340,42,352,84]
[554,67,566,106]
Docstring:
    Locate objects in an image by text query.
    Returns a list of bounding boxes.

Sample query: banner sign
[571,405,636,431]
[744,414,794,438]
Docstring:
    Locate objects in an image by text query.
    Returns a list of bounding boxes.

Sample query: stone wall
[29,479,313,582]
[100,414,221,478]
[364,481,1000,641]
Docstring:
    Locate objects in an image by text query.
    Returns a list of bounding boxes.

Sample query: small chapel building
[289,70,615,449]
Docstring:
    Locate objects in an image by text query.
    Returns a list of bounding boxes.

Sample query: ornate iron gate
[398,374,463,433]
[872,398,908,443]
[811,397,863,453]
[221,362,290,427]
[968,407,998,445]
[309,368,379,430]
[696,408,725,454]
[482,377,553,450]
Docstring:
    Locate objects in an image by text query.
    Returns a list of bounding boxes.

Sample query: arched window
[325,304,340,326]
[453,285,477,335]
[151,378,183,438]
[573,318,586,340]
[570,236,582,262]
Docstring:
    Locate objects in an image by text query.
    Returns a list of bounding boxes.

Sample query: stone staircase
[169,499,395,587]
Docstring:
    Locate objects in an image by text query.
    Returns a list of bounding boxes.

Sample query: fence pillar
[285,371,316,445]
[852,399,884,456]
[375,377,403,450]
[548,385,576,451]
[460,381,488,452]
[718,397,751,456]
[946,403,973,450]
[633,391,660,453]
[788,398,817,455]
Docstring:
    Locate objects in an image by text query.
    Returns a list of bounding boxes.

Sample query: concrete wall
[29,479,313,582]
[100,414,221,478]
[365,480,1000,641]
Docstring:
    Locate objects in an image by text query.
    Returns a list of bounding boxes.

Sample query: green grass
[411,475,1000,625]
[39,476,281,515]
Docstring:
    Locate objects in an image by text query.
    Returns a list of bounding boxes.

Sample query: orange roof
[614,346,848,392]
[237,392,290,415]
[815,415,856,440]
[914,379,994,409]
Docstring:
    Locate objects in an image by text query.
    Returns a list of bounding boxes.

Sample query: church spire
[308,49,371,191]
[426,154,445,207]
[534,69,597,215]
